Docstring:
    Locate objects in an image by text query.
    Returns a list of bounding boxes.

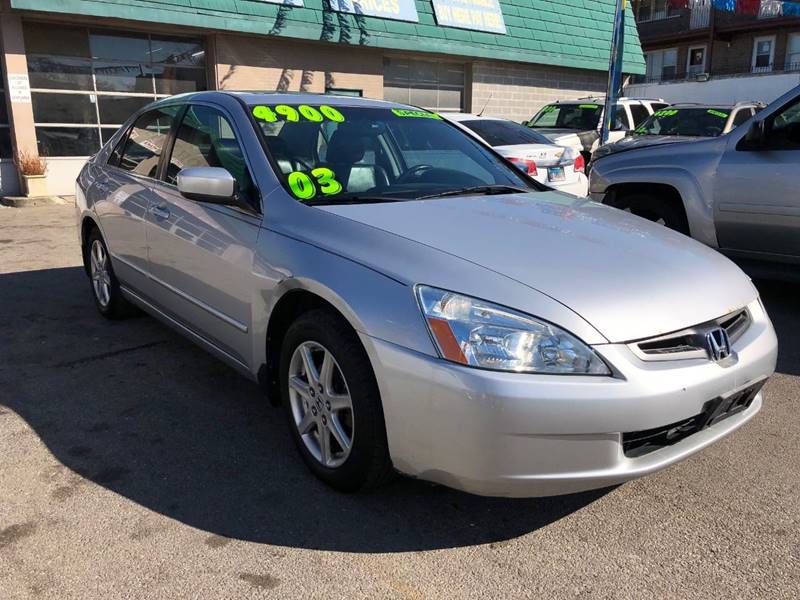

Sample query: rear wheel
[280,309,393,492]
[85,229,135,319]
[615,192,690,235]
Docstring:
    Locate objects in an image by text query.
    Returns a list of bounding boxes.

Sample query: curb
[0,195,76,208]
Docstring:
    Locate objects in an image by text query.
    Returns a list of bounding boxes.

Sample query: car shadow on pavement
[0,266,610,553]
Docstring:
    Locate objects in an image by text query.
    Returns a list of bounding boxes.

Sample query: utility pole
[601,0,627,145]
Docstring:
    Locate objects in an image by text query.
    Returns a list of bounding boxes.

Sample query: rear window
[460,119,554,147]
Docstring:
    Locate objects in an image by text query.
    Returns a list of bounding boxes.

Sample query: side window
[628,103,650,127]
[650,103,670,112]
[167,104,256,207]
[731,109,752,129]
[117,108,176,177]
[767,97,800,150]
[610,105,628,130]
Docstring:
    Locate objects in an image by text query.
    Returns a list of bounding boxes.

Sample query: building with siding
[0,0,644,196]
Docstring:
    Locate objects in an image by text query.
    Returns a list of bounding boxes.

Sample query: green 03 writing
[253,104,345,123]
[287,168,343,200]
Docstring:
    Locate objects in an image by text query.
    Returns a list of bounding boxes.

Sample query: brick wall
[215,34,384,99]
[471,61,608,123]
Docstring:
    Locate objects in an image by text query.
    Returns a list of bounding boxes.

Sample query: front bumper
[361,299,777,497]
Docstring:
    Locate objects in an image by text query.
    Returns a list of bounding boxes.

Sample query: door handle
[151,204,170,220]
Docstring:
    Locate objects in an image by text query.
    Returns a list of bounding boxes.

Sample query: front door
[715,95,800,259]
[145,103,262,368]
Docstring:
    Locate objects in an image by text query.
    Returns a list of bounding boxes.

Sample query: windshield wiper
[416,185,530,200]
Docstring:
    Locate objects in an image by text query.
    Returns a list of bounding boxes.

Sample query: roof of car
[150,90,411,110]
[546,96,666,105]
[439,112,501,122]
[665,101,764,110]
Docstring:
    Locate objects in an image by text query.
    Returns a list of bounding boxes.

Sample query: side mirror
[177,167,238,204]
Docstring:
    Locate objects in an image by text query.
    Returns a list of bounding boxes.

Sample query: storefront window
[23,23,207,157]
[0,60,10,158]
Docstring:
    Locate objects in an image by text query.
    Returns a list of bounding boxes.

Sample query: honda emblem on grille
[706,327,732,362]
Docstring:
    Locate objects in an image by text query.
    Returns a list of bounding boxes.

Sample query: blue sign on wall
[432,0,506,34]
[328,0,419,22]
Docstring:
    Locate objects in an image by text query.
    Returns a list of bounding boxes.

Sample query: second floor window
[638,0,681,22]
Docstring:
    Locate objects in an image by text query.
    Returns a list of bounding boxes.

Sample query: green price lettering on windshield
[654,109,679,118]
[541,105,557,113]
[253,104,346,123]
[707,109,729,119]
[579,104,600,109]
[287,168,343,201]
[391,108,442,119]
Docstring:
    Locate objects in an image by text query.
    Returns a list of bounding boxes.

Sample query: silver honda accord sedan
[75,92,778,497]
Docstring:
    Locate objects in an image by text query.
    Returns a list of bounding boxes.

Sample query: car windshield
[633,107,731,137]
[528,103,603,131]
[249,103,534,204]
[460,119,554,147]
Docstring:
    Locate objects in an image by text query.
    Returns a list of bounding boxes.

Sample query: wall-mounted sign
[255,0,304,5]
[7,73,31,103]
[328,0,419,23]
[432,0,506,34]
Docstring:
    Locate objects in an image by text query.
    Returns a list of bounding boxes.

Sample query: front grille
[622,380,763,458]
[630,308,751,361]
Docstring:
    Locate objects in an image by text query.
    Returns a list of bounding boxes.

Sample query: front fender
[592,164,717,247]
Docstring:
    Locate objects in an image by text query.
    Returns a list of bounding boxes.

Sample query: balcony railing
[631,59,800,84]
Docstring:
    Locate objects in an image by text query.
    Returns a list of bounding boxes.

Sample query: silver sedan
[75,92,777,497]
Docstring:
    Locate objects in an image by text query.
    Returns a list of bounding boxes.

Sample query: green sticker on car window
[391,108,442,119]
[540,105,557,113]
[707,109,729,119]
[287,168,343,201]
[579,104,600,109]
[253,104,345,123]
[654,109,679,118]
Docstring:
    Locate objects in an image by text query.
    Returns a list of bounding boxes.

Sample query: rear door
[144,102,262,367]
[93,107,177,294]
[715,95,800,258]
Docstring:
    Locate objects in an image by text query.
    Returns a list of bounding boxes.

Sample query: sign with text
[432,0,506,34]
[328,0,419,22]
[7,73,31,103]
[255,0,304,6]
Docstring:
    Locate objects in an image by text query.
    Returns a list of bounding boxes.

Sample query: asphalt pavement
[0,205,797,599]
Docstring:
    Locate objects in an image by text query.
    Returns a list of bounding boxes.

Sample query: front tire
[615,193,690,235]
[85,229,134,319]
[280,309,393,492]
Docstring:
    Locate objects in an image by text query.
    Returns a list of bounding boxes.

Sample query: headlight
[416,286,610,375]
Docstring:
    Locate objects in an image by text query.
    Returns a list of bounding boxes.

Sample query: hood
[319,193,757,343]
[593,135,709,160]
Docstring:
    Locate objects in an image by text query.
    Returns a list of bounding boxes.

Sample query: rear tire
[615,193,690,235]
[85,228,135,319]
[279,309,393,492]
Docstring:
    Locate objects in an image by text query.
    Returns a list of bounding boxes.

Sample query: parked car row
[588,85,800,271]
[76,91,778,499]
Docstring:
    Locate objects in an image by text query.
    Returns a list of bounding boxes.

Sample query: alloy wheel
[287,341,354,468]
[90,239,111,307]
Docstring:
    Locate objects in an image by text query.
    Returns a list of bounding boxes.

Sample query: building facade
[627,0,800,103]
[0,0,644,196]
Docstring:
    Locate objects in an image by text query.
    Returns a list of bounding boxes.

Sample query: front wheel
[615,193,690,235]
[280,309,393,492]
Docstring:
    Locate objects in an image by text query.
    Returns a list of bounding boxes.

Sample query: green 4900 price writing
[253,104,345,123]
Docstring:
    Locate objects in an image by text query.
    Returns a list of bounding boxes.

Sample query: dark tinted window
[166,105,256,206]
[628,104,650,126]
[36,127,99,156]
[460,119,554,147]
[117,108,176,177]
[732,109,753,129]
[767,97,800,150]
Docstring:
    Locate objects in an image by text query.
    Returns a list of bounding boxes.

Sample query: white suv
[526,97,668,160]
